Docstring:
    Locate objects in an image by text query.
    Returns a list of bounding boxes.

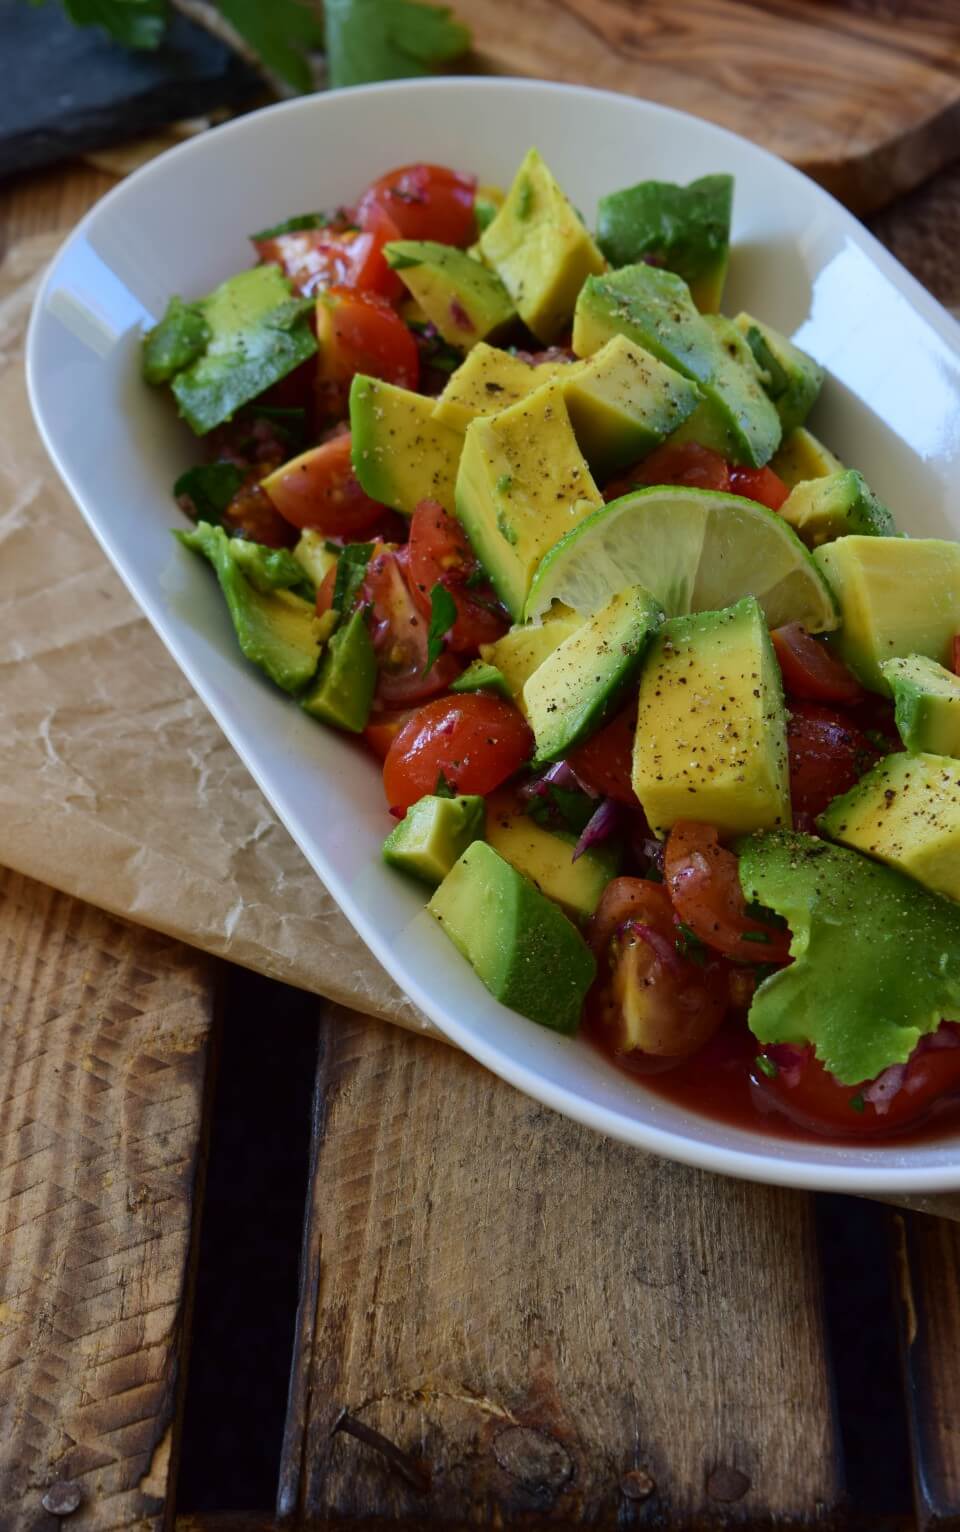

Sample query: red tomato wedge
[605,442,730,500]
[565,703,638,805]
[254,226,398,300]
[753,1035,960,1137]
[383,693,533,812]
[771,623,865,704]
[407,499,509,655]
[363,546,461,706]
[316,287,419,390]
[787,703,882,819]
[728,464,790,510]
[663,821,792,965]
[261,435,386,537]
[356,163,477,248]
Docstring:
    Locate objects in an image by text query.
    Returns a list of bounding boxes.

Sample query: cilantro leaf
[434,770,456,799]
[332,542,374,616]
[324,0,471,88]
[250,212,331,240]
[424,582,457,675]
[51,0,169,50]
[217,0,323,93]
[173,462,244,526]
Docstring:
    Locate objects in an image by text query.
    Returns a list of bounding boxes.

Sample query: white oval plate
[27,78,960,1192]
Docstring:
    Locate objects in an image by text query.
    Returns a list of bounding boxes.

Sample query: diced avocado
[427,840,596,1032]
[561,335,702,474]
[451,660,512,699]
[524,585,664,763]
[479,147,606,343]
[350,374,462,514]
[455,384,603,620]
[632,595,790,837]
[227,538,313,598]
[734,313,823,434]
[819,751,960,903]
[432,342,572,432]
[179,523,322,693]
[485,790,619,919]
[813,536,960,693]
[293,529,339,588]
[573,266,780,467]
[145,267,317,435]
[770,427,843,488]
[737,830,960,1084]
[383,793,485,885]
[779,470,896,549]
[385,240,515,349]
[474,184,505,234]
[595,174,733,312]
[480,609,586,713]
[301,606,375,732]
[881,655,960,756]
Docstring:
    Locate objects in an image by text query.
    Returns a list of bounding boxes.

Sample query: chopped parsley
[424,582,457,674]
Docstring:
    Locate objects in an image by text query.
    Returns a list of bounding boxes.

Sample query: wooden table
[5,114,960,1532]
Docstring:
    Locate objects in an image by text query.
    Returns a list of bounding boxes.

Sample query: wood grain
[279,1011,843,1527]
[0,868,216,1531]
[893,1210,960,1529]
[461,0,960,213]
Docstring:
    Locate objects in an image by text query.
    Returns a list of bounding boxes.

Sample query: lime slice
[524,486,839,632]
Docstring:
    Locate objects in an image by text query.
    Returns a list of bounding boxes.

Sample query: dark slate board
[0,0,261,180]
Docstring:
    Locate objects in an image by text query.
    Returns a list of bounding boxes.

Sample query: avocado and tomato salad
[146,151,960,1145]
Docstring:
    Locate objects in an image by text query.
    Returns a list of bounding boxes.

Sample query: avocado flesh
[301,607,376,732]
[350,374,462,515]
[293,529,339,588]
[450,660,512,700]
[734,312,823,434]
[595,174,733,313]
[738,830,960,1084]
[480,609,585,714]
[770,427,843,487]
[562,335,702,474]
[881,655,960,756]
[432,343,572,432]
[779,470,897,549]
[524,585,664,764]
[479,147,606,343]
[819,752,960,903]
[383,794,485,885]
[813,536,960,694]
[146,266,317,435]
[179,523,322,693]
[386,240,515,349]
[427,840,596,1032]
[455,384,603,621]
[632,595,790,838]
[485,791,619,920]
[572,267,780,467]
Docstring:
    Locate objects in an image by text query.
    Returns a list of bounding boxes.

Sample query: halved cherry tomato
[728,464,790,510]
[663,821,792,964]
[363,545,461,706]
[364,705,420,761]
[787,703,881,819]
[254,227,397,300]
[220,482,297,548]
[261,435,386,537]
[383,692,533,812]
[356,163,477,249]
[605,442,730,500]
[771,623,864,704]
[753,1035,960,1137]
[316,287,419,390]
[407,499,509,655]
[566,703,638,805]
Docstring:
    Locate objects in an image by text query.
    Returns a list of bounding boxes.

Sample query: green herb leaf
[55,0,169,50]
[434,770,456,798]
[849,1093,866,1114]
[755,1055,778,1079]
[173,463,245,526]
[741,929,771,945]
[324,0,470,88]
[241,403,308,450]
[424,582,457,675]
[250,212,330,240]
[332,542,375,615]
[216,0,323,93]
[675,922,707,965]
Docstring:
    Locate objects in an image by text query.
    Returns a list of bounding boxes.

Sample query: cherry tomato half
[565,702,638,805]
[254,227,398,300]
[363,546,461,707]
[220,481,296,548]
[261,435,386,537]
[383,693,533,812]
[407,500,509,655]
[787,703,881,819]
[316,287,419,390]
[605,442,730,500]
[771,623,865,705]
[728,464,790,510]
[356,163,477,248]
[663,821,792,964]
[753,1035,960,1137]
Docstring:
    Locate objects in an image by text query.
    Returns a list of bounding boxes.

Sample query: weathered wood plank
[0,867,216,1531]
[279,1011,844,1527]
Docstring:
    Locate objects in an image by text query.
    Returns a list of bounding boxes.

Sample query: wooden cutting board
[462,0,960,213]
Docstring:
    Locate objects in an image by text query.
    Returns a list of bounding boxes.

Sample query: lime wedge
[524,486,839,632]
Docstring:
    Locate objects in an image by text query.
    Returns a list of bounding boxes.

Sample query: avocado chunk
[881,655,960,756]
[485,790,619,919]
[179,522,322,693]
[433,343,574,432]
[770,427,843,487]
[450,660,512,699]
[479,147,606,343]
[596,174,733,313]
[145,267,317,435]
[573,266,780,467]
[632,596,790,837]
[455,384,603,620]
[385,240,515,349]
[524,585,663,763]
[819,751,960,902]
[350,374,462,514]
[813,536,960,693]
[738,830,960,1084]
[301,606,375,732]
[383,793,485,885]
[480,609,586,713]
[779,470,896,549]
[427,840,596,1032]
[561,335,702,474]
[293,528,339,589]
[227,538,314,598]
[734,313,823,434]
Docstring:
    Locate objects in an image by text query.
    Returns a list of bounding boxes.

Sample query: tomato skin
[254,226,398,300]
[771,623,865,704]
[357,163,477,248]
[663,821,792,964]
[605,442,730,500]
[407,500,509,655]
[787,703,882,819]
[953,634,960,677]
[753,1036,960,1137]
[220,482,297,548]
[316,287,419,390]
[566,703,638,805]
[728,464,790,510]
[363,546,461,706]
[383,693,533,812]
[261,435,386,536]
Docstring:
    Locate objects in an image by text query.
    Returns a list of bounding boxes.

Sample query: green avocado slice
[737,830,960,1085]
